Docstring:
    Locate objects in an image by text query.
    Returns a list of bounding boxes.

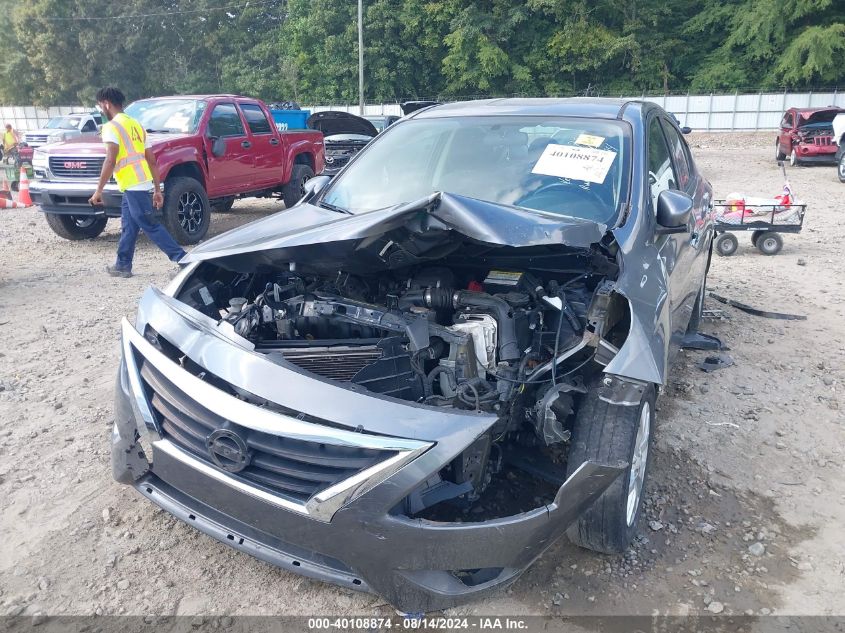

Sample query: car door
[646,115,694,353]
[779,111,793,154]
[238,102,281,187]
[204,102,253,195]
[660,118,711,324]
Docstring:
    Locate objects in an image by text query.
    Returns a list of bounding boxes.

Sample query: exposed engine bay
[174,246,630,518]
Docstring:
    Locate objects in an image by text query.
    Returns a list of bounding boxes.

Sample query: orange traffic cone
[17,166,33,207]
[0,196,25,209]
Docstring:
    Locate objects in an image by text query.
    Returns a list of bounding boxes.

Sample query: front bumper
[112,285,623,612]
[794,142,838,163]
[30,180,122,216]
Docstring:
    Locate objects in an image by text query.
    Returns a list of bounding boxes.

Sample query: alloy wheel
[178,191,204,235]
[626,402,651,527]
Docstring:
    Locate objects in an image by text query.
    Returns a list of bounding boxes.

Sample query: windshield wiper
[318,200,352,215]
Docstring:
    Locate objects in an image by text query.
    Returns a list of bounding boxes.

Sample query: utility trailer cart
[712,200,806,256]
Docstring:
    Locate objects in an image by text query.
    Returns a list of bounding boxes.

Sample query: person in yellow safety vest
[3,123,19,155]
[88,87,186,278]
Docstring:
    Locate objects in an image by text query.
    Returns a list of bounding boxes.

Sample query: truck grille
[281,345,382,381]
[138,360,392,502]
[49,156,104,179]
[26,134,49,145]
[813,136,833,146]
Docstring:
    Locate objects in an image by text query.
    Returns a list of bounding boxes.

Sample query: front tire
[162,177,211,245]
[838,152,845,183]
[282,164,314,208]
[44,214,108,240]
[775,141,785,161]
[789,149,800,167]
[566,382,656,554]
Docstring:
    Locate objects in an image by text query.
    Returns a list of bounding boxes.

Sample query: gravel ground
[0,132,843,620]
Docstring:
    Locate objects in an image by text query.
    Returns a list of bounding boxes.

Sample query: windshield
[45,116,81,130]
[124,98,206,134]
[321,116,630,223]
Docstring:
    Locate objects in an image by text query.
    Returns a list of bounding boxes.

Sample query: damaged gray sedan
[113,98,713,612]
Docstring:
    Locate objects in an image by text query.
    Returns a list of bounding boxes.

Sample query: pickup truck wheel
[162,177,210,245]
[44,213,108,240]
[282,164,314,208]
[566,382,656,554]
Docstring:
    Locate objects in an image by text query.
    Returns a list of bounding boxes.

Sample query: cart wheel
[751,230,765,247]
[756,232,783,256]
[715,233,738,257]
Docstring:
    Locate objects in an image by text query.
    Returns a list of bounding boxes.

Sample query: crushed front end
[113,198,644,612]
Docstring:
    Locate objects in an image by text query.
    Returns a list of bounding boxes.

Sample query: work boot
[106,264,132,278]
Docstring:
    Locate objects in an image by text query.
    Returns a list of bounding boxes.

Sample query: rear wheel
[44,213,108,240]
[751,230,765,246]
[715,232,738,257]
[282,164,314,208]
[566,382,656,553]
[162,176,211,245]
[775,141,785,161]
[756,231,783,256]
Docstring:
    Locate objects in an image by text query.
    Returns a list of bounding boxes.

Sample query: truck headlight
[47,133,64,143]
[32,151,48,169]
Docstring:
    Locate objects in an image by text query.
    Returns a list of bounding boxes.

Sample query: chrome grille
[281,345,382,381]
[26,134,49,144]
[49,156,104,179]
[139,360,392,502]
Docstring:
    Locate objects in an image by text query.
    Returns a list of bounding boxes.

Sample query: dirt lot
[1,132,844,620]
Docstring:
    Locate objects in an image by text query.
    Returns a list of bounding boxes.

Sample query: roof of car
[410,98,639,120]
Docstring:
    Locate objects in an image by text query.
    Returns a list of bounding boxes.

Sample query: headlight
[47,133,64,142]
[32,151,48,169]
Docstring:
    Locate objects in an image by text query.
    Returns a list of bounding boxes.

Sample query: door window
[240,104,273,135]
[208,103,245,137]
[81,119,97,133]
[660,120,692,191]
[647,118,677,211]
[781,113,793,129]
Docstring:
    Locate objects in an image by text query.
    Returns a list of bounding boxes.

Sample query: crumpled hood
[183,192,607,272]
[798,108,843,127]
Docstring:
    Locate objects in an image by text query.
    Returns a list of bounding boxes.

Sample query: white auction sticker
[531,143,617,184]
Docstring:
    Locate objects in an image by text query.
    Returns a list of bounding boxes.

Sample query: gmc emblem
[63,161,87,169]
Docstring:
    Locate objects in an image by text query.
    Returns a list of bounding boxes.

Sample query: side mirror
[211,136,226,157]
[302,174,331,198]
[655,189,693,235]
[681,126,692,134]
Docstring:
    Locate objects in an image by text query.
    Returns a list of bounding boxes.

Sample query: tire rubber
[44,214,108,240]
[282,164,314,208]
[715,233,738,257]
[212,198,235,213]
[566,382,657,554]
[756,231,783,256]
[162,176,211,245]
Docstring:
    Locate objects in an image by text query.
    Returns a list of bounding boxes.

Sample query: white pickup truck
[834,112,845,183]
[23,112,103,149]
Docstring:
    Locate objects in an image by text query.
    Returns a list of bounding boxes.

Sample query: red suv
[776,107,843,166]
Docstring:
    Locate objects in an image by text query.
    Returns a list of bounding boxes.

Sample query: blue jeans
[115,190,186,271]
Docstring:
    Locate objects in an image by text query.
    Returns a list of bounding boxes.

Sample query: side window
[240,104,273,135]
[647,117,676,212]
[81,119,97,133]
[208,103,245,138]
[781,113,793,129]
[660,120,691,190]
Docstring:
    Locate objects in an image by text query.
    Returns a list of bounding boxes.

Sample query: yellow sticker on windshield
[531,144,617,184]
[575,133,604,148]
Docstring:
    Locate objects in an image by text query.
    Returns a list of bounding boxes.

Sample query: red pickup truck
[30,95,324,244]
